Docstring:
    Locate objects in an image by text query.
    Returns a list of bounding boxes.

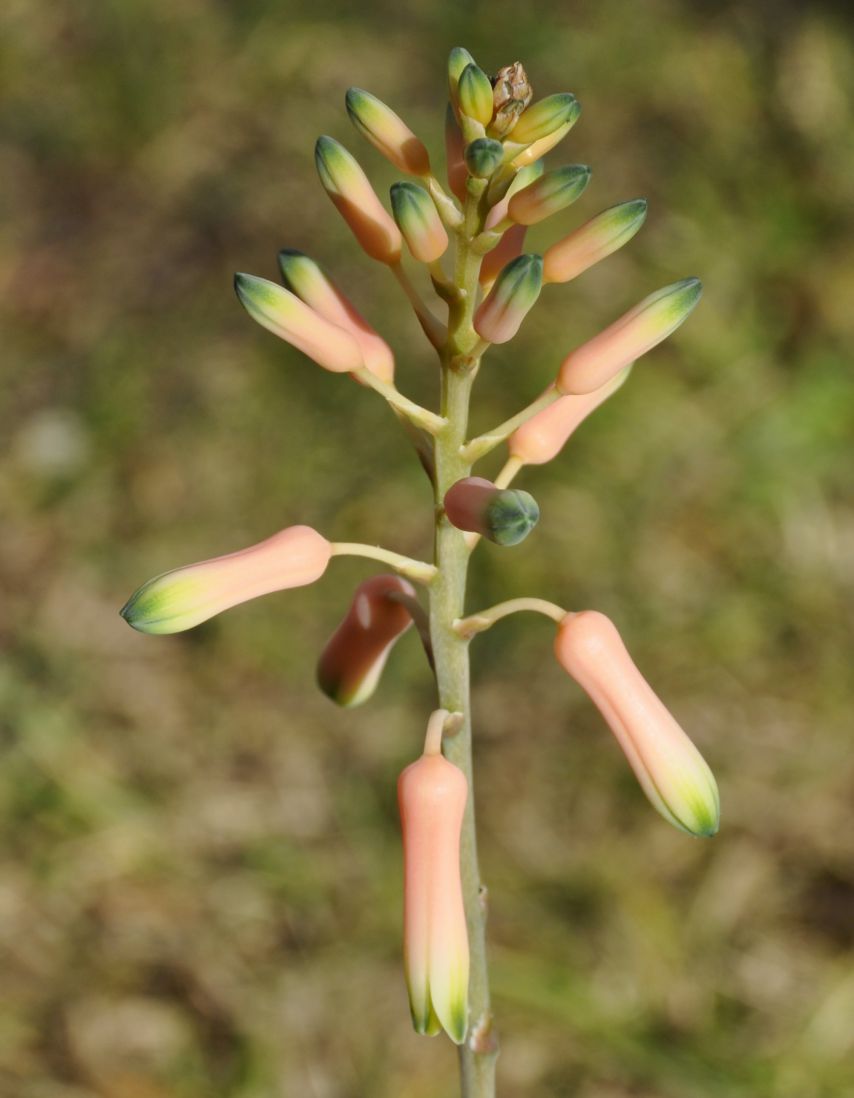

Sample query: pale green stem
[354,367,446,434]
[455,597,567,639]
[461,384,560,463]
[493,455,524,489]
[329,542,437,584]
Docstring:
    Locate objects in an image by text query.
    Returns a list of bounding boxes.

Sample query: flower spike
[121,526,332,635]
[345,87,431,176]
[555,611,720,836]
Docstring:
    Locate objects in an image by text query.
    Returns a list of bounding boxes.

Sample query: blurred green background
[2,0,854,1095]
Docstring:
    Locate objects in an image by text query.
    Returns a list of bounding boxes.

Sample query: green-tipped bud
[511,119,574,168]
[512,93,580,145]
[315,136,402,264]
[558,278,702,394]
[543,199,648,284]
[390,182,449,264]
[508,164,591,226]
[234,272,363,373]
[489,61,533,138]
[484,160,544,230]
[457,64,494,126]
[448,47,476,101]
[444,477,539,546]
[345,87,430,176]
[474,253,543,343]
[464,137,504,179]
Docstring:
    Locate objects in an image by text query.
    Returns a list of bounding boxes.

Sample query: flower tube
[554,611,720,836]
[512,93,580,146]
[474,253,543,343]
[317,574,415,707]
[345,88,431,176]
[457,63,494,127]
[543,199,648,284]
[398,712,469,1043]
[508,164,591,226]
[121,525,332,635]
[390,183,449,263]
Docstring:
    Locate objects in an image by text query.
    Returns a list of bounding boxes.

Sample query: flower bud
[554,611,720,837]
[511,119,575,168]
[390,182,449,263]
[448,46,476,102]
[444,104,468,201]
[543,199,648,284]
[511,93,580,146]
[508,164,591,226]
[444,477,539,546]
[464,137,504,179]
[277,250,394,383]
[120,526,331,635]
[345,87,431,177]
[489,61,533,137]
[398,728,469,1042]
[478,223,526,288]
[484,161,544,230]
[315,136,402,264]
[457,63,494,126]
[317,575,415,707]
[508,369,631,465]
[557,278,702,395]
[234,273,363,373]
[474,253,543,343]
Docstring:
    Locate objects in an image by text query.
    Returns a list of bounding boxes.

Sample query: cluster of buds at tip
[398,711,469,1043]
[390,182,449,263]
[317,575,415,707]
[474,253,543,343]
[444,477,539,546]
[557,278,702,394]
[555,612,720,837]
[120,525,331,635]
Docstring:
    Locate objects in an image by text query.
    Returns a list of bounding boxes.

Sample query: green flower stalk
[122,47,712,1098]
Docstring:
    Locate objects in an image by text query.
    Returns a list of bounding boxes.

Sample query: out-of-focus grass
[2,0,854,1095]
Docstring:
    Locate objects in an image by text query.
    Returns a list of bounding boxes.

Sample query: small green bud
[512,93,580,145]
[448,47,476,100]
[508,164,591,225]
[474,253,543,343]
[390,182,449,263]
[444,477,540,546]
[464,137,504,179]
[457,63,494,126]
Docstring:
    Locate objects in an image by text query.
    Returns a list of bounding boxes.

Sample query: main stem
[429,183,498,1097]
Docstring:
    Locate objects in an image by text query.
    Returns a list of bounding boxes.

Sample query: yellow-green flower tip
[511,119,575,168]
[120,525,332,635]
[464,137,504,179]
[474,253,543,343]
[390,182,449,263]
[234,272,363,373]
[314,136,402,264]
[543,198,648,284]
[448,46,476,99]
[345,87,430,176]
[508,164,591,226]
[457,63,494,126]
[512,93,580,146]
[276,250,394,383]
[557,277,701,394]
[555,611,720,837]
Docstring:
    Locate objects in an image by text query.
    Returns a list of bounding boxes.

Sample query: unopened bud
[445,104,468,201]
[478,223,527,288]
[509,369,631,465]
[457,64,494,126]
[557,278,702,394]
[399,719,469,1042]
[554,611,720,837]
[444,477,539,546]
[511,93,580,146]
[489,61,533,137]
[120,526,331,635]
[345,87,431,176]
[508,164,591,225]
[277,250,394,383]
[474,253,543,343]
[464,137,504,179]
[317,575,415,707]
[448,46,476,102]
[512,119,575,168]
[543,199,647,284]
[234,273,363,373]
[390,182,449,263]
[484,161,544,230]
[315,136,402,264]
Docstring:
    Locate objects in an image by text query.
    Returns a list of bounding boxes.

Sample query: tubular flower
[277,250,394,383]
[457,63,495,127]
[234,273,363,373]
[390,182,449,263]
[508,368,631,466]
[511,93,580,146]
[543,199,648,284]
[121,526,332,635]
[316,574,415,707]
[444,477,539,546]
[345,87,431,177]
[511,118,575,168]
[554,611,720,837]
[557,278,702,394]
[508,164,591,226]
[474,253,543,343]
[315,136,402,264]
[398,715,469,1043]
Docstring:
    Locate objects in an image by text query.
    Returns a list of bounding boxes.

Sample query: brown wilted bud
[490,62,533,137]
